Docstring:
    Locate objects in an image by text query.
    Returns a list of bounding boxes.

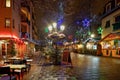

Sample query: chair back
[0,66,11,80]
[22,59,27,64]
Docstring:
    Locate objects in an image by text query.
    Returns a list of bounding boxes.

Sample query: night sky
[32,0,109,40]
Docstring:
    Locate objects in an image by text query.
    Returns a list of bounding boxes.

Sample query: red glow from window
[0,34,19,39]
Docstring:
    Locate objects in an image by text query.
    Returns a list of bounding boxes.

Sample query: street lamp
[47,22,65,65]
[91,34,95,38]
[48,22,65,39]
[48,23,65,32]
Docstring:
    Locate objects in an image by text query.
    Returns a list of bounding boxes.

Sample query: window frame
[115,15,120,23]
[6,0,11,8]
[5,18,11,28]
[105,20,110,28]
[106,3,111,12]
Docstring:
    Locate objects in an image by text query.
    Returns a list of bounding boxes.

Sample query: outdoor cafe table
[0,64,26,80]
[6,64,26,69]
[8,57,22,60]
[6,64,26,80]
[26,59,33,64]
[26,59,33,62]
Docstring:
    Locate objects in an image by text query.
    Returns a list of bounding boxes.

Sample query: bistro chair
[0,66,16,80]
[12,60,25,80]
[22,59,31,72]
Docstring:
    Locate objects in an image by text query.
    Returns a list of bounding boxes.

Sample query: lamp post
[47,22,65,65]
[91,34,95,38]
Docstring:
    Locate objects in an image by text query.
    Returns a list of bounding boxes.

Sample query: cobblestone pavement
[23,52,120,80]
[31,65,76,80]
[25,57,76,80]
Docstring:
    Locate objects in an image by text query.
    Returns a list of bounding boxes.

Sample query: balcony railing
[20,32,30,39]
[21,18,30,26]
[112,22,120,31]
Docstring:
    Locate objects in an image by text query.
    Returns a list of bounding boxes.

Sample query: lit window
[6,0,11,7]
[5,18,10,28]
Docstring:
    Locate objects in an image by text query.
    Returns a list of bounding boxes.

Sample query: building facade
[0,0,39,59]
[101,0,120,57]
[102,0,120,38]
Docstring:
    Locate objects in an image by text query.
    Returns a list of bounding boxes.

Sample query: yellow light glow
[91,34,95,38]
[60,25,65,31]
[25,42,28,45]
[53,22,57,28]
[0,41,4,44]
[78,44,83,49]
[6,0,11,7]
[48,25,53,31]
[86,43,92,49]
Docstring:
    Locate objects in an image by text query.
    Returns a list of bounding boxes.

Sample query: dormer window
[117,2,120,6]
[106,3,111,12]
[115,0,120,6]
[117,0,120,4]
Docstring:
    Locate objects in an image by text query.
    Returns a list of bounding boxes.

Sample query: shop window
[6,0,11,7]
[5,18,10,28]
[105,20,110,28]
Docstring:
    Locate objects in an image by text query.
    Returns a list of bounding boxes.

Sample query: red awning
[99,32,120,42]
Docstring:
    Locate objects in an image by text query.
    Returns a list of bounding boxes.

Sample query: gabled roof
[101,6,120,19]
[83,37,100,44]
[99,32,120,42]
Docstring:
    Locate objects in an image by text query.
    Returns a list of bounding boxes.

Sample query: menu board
[62,50,69,64]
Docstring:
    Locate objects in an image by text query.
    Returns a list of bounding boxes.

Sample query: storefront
[99,32,120,58]
[0,36,26,59]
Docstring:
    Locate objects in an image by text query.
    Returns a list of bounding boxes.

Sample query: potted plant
[10,44,16,56]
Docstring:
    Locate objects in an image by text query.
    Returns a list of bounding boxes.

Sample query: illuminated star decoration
[45,27,49,33]
[97,26,103,34]
[82,19,90,27]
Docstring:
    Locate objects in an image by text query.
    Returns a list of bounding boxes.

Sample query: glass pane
[6,0,11,7]
[6,19,10,27]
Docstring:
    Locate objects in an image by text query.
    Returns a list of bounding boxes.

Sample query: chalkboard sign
[61,49,69,64]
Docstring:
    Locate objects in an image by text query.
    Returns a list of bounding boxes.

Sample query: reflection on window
[5,18,10,28]
[6,0,11,7]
